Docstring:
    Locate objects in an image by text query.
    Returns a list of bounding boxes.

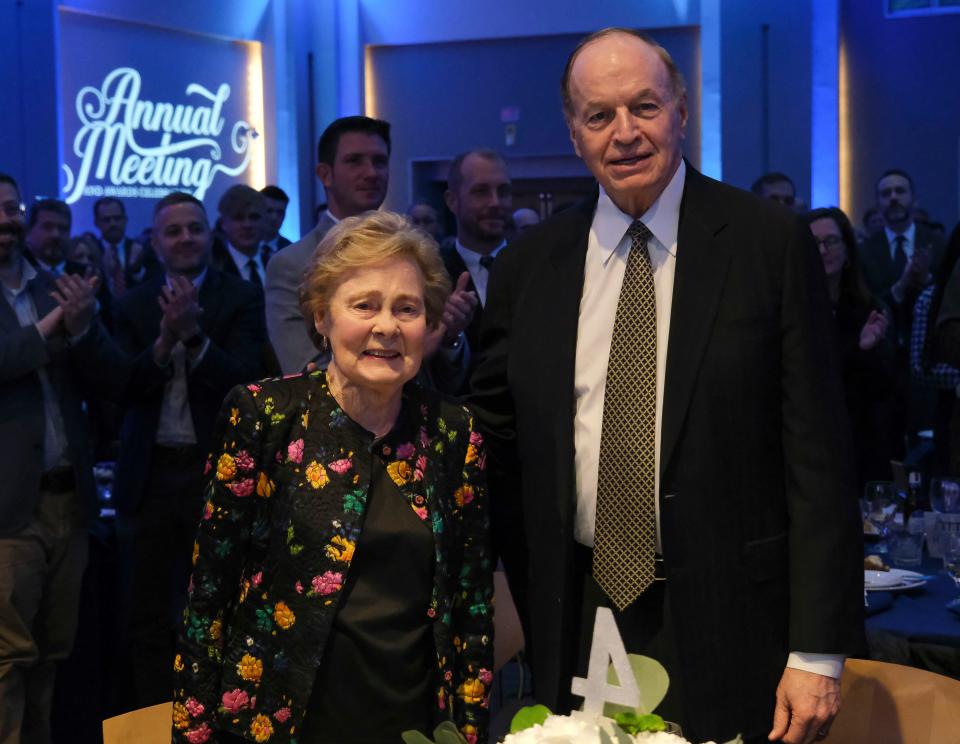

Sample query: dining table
[864,552,960,679]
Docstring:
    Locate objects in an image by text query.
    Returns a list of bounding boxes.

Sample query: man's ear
[677,95,689,140]
[443,189,457,216]
[316,163,332,188]
[569,123,582,159]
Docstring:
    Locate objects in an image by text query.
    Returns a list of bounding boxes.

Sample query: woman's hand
[858,309,888,351]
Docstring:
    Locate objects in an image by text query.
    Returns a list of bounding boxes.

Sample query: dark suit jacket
[859,224,945,345]
[0,267,112,533]
[74,268,265,515]
[468,165,865,741]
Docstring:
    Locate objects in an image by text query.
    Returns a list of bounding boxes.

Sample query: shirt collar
[593,159,685,266]
[885,222,915,248]
[227,241,261,269]
[1,254,37,299]
[454,240,507,271]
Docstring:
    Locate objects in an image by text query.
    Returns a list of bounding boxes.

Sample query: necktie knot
[627,220,654,249]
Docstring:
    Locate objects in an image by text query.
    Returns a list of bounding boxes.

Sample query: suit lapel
[659,169,732,481]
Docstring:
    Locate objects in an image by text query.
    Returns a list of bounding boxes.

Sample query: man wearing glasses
[0,173,108,743]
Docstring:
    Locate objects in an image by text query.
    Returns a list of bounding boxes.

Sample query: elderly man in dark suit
[469,29,863,744]
[0,173,112,743]
[73,191,265,708]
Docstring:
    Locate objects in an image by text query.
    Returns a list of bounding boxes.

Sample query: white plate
[864,568,926,592]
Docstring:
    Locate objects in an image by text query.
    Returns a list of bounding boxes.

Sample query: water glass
[930,477,960,514]
[864,481,901,553]
[889,529,924,568]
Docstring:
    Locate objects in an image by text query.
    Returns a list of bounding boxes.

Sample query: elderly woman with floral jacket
[173,212,493,744]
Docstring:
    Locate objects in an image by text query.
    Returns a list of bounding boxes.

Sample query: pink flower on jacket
[419,426,430,448]
[287,438,304,464]
[221,688,250,714]
[273,707,292,723]
[203,460,212,476]
[185,697,205,717]
[184,723,213,743]
[234,451,255,472]
[396,442,416,460]
[247,383,262,394]
[295,580,304,594]
[251,571,263,588]
[328,458,352,475]
[479,668,493,685]
[202,501,213,520]
[228,478,255,497]
[311,571,343,596]
[469,430,483,446]
[414,454,427,481]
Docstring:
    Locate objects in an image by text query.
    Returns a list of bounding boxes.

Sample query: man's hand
[158,274,202,342]
[442,271,479,344]
[858,309,889,351]
[768,667,840,743]
[51,273,100,337]
[36,305,65,339]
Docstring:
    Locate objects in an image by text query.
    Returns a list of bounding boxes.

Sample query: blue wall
[842,1,960,228]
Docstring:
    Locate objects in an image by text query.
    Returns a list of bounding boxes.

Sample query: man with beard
[0,173,109,742]
[94,197,160,297]
[860,169,945,348]
[441,149,512,371]
[860,170,946,443]
[24,199,71,275]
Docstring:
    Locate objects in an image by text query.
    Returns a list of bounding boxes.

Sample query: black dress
[299,462,436,743]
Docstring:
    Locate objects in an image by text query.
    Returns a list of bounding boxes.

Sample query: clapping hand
[858,309,888,351]
[51,273,100,337]
[441,272,479,344]
[158,274,202,342]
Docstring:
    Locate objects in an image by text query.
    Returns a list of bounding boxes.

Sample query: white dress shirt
[884,222,916,262]
[572,159,842,679]
[155,269,210,446]
[455,240,506,307]
[226,242,267,283]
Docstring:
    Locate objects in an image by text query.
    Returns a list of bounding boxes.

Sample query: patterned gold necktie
[593,219,657,611]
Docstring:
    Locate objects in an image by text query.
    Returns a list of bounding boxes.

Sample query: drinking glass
[864,481,901,554]
[930,478,960,514]
[943,533,960,612]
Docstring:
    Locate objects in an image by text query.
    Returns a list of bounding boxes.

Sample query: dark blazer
[74,268,265,515]
[859,224,945,345]
[0,267,111,533]
[468,165,865,741]
[173,374,493,743]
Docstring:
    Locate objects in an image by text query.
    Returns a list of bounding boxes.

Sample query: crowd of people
[2,24,959,744]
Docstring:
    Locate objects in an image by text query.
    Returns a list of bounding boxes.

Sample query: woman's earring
[320,335,329,351]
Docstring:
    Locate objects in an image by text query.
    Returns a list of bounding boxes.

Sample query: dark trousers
[116,445,205,709]
[569,544,686,730]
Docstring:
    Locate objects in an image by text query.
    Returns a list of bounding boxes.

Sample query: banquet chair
[103,701,172,743]
[823,658,960,743]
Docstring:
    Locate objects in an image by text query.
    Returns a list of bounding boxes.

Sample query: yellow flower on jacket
[250,713,274,742]
[209,618,222,641]
[174,654,184,673]
[458,677,486,705]
[216,453,237,481]
[172,701,189,730]
[237,653,263,682]
[229,407,240,426]
[192,541,199,565]
[325,535,356,564]
[305,461,329,489]
[465,443,479,465]
[257,472,275,498]
[387,460,413,486]
[273,601,296,630]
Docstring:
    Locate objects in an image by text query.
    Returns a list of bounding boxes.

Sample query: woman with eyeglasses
[804,207,900,488]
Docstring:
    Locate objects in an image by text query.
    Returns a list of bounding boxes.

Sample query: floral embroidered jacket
[172,372,493,744]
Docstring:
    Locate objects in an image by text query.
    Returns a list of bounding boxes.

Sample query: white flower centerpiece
[404,608,742,744]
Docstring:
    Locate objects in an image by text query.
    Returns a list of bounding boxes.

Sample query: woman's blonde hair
[299,211,451,347]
